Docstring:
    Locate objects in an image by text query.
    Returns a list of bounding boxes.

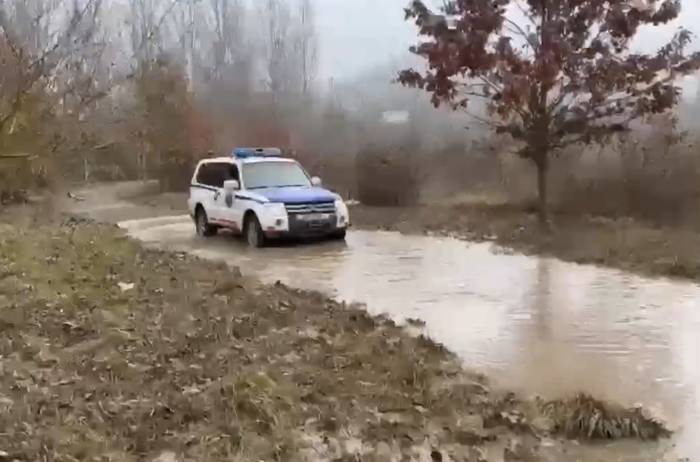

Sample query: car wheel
[195,208,217,237]
[330,229,347,240]
[244,214,266,248]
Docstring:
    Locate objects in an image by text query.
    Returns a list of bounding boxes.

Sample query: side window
[195,162,236,188]
[195,164,211,186]
[209,162,229,188]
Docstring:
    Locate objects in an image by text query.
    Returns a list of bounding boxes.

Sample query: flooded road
[113,213,700,460]
[64,179,696,460]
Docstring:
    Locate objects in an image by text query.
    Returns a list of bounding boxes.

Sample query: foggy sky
[315,0,700,84]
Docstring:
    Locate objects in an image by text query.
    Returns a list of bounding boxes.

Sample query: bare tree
[209,0,244,79]
[260,0,295,100]
[0,0,104,145]
[129,0,183,73]
[294,0,317,95]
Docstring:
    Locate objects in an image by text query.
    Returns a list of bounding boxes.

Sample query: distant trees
[135,55,194,191]
[123,0,320,189]
[296,0,318,95]
[0,0,114,190]
[0,0,323,193]
[400,0,700,224]
[260,0,318,101]
[0,0,104,148]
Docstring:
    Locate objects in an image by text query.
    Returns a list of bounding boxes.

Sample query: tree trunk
[536,156,549,226]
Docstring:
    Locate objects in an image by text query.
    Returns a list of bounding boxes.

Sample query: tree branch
[504,18,538,50]
[0,0,100,134]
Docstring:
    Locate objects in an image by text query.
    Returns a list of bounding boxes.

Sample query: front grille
[285,201,336,214]
[289,213,338,235]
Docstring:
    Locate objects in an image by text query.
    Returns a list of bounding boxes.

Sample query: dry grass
[547,140,700,230]
[537,394,671,441]
[356,148,421,206]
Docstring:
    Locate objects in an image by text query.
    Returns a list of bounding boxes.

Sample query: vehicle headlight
[335,199,347,213]
[264,202,287,216]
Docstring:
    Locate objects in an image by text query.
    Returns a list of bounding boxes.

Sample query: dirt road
[64,182,700,461]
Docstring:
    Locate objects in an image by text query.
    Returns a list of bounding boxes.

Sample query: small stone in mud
[531,415,556,434]
[460,414,485,432]
[375,441,393,458]
[152,452,179,462]
[454,430,484,445]
[405,317,426,327]
[117,281,135,292]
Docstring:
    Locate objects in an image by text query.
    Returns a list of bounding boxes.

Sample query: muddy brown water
[68,184,700,461]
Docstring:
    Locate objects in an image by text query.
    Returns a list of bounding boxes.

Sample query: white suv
[187,147,350,247]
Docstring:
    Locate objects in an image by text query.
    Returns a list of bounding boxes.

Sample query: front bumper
[264,213,346,239]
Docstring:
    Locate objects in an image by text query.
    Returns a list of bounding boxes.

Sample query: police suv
[187,147,350,247]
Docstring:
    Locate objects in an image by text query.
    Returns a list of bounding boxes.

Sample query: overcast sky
[315,0,700,87]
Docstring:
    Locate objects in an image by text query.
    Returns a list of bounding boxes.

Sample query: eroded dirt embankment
[0,203,671,461]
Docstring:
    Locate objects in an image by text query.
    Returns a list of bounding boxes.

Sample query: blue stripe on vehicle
[235,194,266,204]
[190,184,218,192]
[255,186,336,204]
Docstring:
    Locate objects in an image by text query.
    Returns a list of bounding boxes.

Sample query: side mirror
[223,179,240,191]
[311,176,322,187]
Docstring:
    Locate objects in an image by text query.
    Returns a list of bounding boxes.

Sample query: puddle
[117,214,700,461]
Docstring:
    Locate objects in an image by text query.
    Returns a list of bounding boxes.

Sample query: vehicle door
[203,162,228,225]
[192,163,220,221]
[216,163,244,232]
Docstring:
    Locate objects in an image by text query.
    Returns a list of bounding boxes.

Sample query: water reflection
[532,258,553,341]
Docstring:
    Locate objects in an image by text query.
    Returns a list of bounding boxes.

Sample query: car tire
[330,229,347,240]
[195,207,217,237]
[244,214,266,248]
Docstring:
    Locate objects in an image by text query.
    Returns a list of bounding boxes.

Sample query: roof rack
[231,147,283,158]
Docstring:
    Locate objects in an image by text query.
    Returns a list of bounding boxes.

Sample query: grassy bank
[0,208,671,461]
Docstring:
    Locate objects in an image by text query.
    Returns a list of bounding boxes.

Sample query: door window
[211,163,237,187]
[195,164,213,186]
[196,163,238,187]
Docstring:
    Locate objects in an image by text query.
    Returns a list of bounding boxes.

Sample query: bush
[0,154,35,204]
[547,135,700,228]
[356,147,420,206]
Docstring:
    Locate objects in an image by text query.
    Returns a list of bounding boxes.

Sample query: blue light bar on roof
[231,147,283,158]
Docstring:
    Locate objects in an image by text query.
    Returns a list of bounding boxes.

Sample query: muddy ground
[134,191,700,282]
[0,202,671,461]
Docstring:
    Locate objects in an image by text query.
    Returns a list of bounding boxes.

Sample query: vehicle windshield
[242,161,311,189]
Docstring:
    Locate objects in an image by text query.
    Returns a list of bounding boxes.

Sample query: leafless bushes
[365,115,700,229]
[356,147,421,206]
[549,136,700,228]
